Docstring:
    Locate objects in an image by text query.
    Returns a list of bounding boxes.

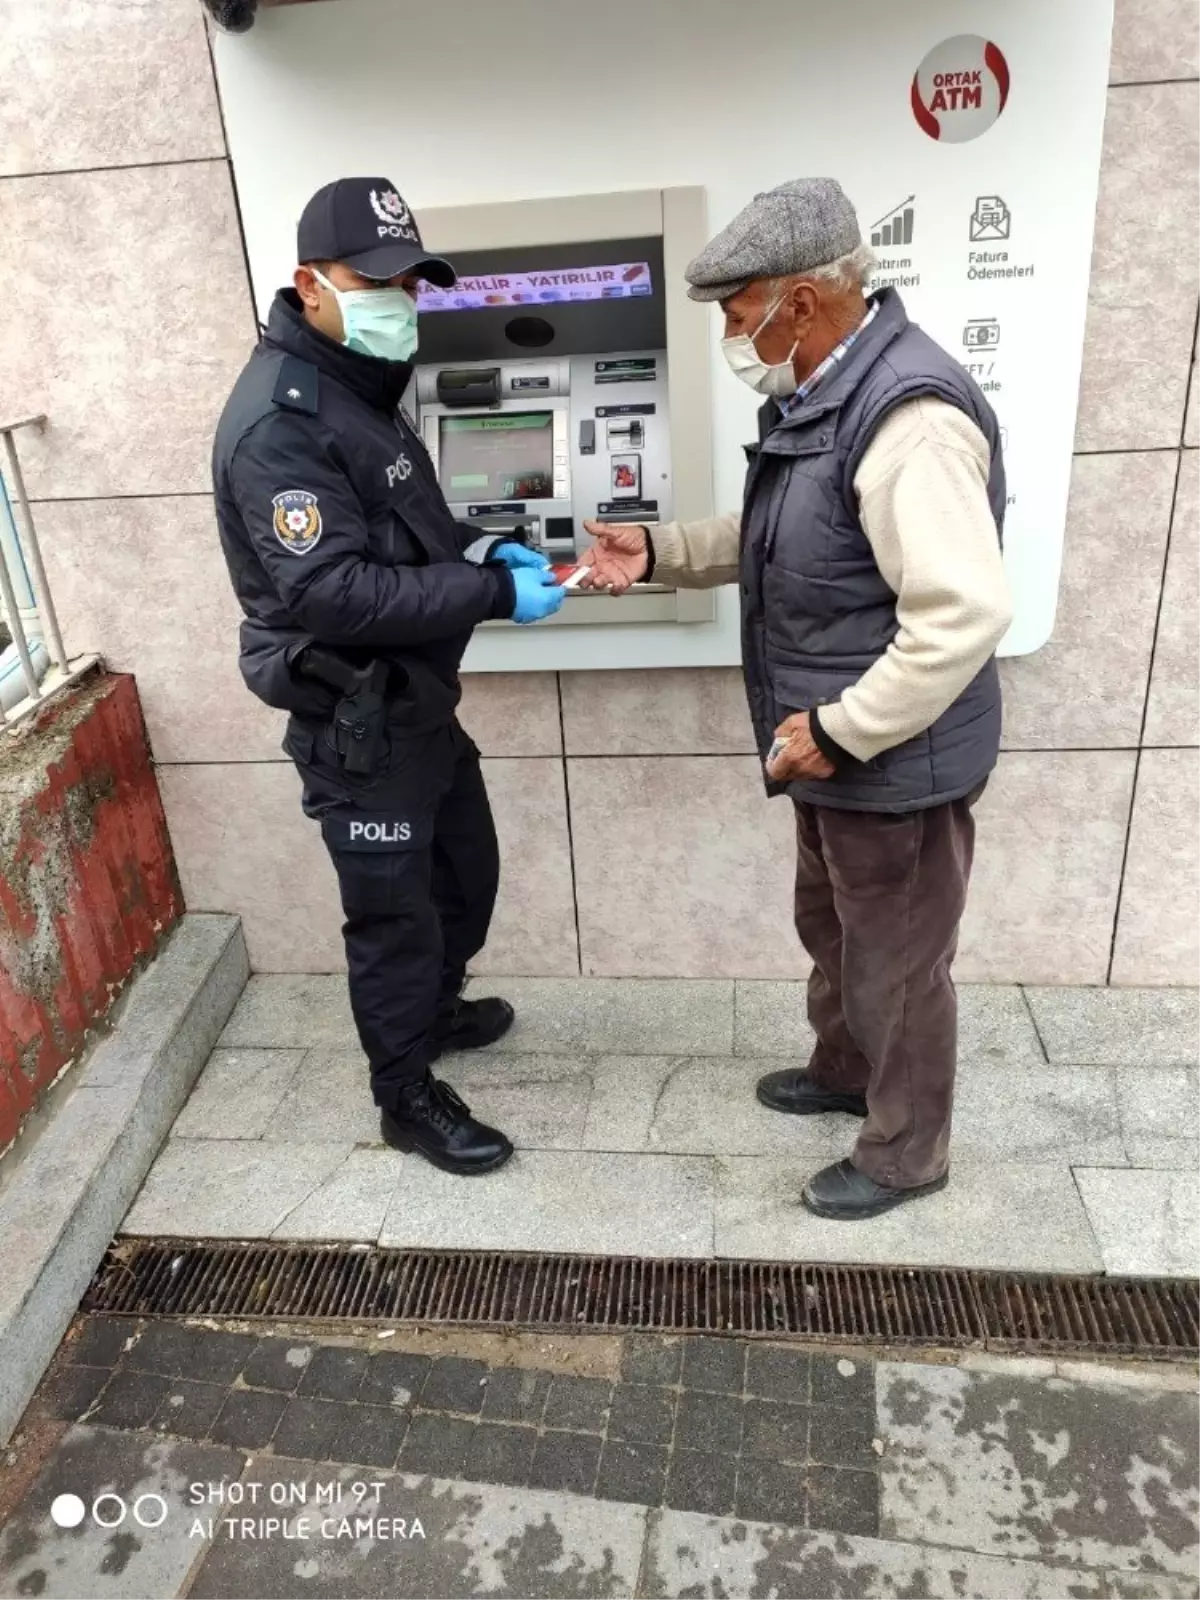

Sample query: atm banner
[419,262,652,311]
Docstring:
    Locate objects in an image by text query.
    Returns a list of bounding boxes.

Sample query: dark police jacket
[211,291,515,737]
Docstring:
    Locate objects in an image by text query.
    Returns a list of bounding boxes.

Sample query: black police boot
[380,1077,514,1175]
[433,996,515,1053]
[802,1157,948,1221]
[756,1069,868,1118]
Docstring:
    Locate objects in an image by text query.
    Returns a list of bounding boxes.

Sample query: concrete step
[0,913,248,1444]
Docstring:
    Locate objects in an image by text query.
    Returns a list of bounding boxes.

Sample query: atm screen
[438,412,555,501]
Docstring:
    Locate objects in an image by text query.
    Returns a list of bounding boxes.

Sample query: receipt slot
[410,188,716,632]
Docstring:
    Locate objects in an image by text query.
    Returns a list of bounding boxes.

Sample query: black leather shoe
[802,1157,948,1220]
[756,1070,868,1118]
[434,996,515,1053]
[381,1077,514,1175]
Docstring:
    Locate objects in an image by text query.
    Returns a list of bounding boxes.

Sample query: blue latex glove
[510,567,566,624]
[492,541,550,571]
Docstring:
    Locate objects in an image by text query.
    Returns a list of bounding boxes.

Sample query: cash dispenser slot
[437,367,502,408]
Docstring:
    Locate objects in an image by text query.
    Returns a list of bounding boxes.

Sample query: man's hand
[577,520,649,595]
[767,712,836,782]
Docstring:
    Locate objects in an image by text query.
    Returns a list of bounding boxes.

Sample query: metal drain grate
[84,1241,1199,1360]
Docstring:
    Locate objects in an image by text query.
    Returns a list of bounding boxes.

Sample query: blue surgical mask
[312,267,419,362]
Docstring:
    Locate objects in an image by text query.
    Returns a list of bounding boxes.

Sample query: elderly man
[583,178,1012,1221]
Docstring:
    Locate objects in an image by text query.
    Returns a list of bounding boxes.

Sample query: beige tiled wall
[1096,1,1200,987]
[37,495,283,764]
[1111,748,1200,984]
[1073,79,1199,452]
[1,2,225,175]
[1143,449,1199,748]
[559,668,754,756]
[1108,0,1198,87]
[158,752,578,976]
[6,0,1197,984]
[568,757,800,979]
[997,451,1176,749]
[0,162,256,499]
[959,754,1136,985]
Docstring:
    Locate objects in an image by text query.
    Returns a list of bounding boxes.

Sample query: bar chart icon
[871,196,915,248]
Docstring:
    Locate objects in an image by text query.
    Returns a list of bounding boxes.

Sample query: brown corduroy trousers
[793,788,983,1189]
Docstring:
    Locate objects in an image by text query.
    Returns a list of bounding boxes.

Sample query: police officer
[212,177,564,1175]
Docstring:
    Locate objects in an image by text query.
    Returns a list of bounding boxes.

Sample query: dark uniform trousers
[794,787,983,1192]
[289,717,498,1110]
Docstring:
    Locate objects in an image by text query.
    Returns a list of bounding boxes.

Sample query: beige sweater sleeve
[817,397,1012,763]
[649,511,741,588]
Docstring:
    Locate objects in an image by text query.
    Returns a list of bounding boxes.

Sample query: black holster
[295,647,392,778]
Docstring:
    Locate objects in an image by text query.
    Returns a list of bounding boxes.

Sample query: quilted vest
[739,287,1006,813]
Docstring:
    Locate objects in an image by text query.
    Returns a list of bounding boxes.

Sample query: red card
[550,563,586,588]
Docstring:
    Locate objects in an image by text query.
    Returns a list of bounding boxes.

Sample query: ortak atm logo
[911,35,1010,143]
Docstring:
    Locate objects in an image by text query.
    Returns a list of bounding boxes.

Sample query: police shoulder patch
[272,489,322,555]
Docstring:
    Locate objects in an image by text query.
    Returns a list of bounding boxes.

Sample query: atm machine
[410,232,694,627]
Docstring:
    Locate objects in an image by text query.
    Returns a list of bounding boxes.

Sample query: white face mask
[721,291,799,399]
[311,267,419,363]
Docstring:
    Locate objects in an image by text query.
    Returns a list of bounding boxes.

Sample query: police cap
[297,177,457,286]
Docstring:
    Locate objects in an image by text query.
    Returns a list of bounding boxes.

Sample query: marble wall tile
[1185,352,1198,448]
[568,757,801,979]
[1110,748,1200,985]
[0,162,256,500]
[159,762,343,973]
[37,495,285,764]
[1000,451,1175,748]
[0,0,225,177]
[1075,84,1199,452]
[1108,0,1199,84]
[1144,450,1200,745]
[958,752,1136,986]
[457,673,562,756]
[466,758,579,977]
[160,756,579,976]
[559,668,754,755]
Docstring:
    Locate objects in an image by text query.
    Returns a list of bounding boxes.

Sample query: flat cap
[685,177,861,302]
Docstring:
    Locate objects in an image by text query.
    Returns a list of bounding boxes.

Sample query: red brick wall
[0,673,182,1151]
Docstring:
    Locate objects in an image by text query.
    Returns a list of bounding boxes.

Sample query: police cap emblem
[271,489,322,555]
[369,187,412,229]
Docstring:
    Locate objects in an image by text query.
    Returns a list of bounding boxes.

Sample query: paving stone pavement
[120,978,1200,1276]
[0,1318,1195,1598]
